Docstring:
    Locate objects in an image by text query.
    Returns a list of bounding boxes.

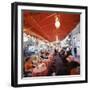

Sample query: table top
[32,62,48,76]
[33,63,47,73]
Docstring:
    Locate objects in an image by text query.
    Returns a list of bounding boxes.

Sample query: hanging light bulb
[55,16,61,29]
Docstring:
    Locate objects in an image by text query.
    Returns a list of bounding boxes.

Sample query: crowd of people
[23,47,80,77]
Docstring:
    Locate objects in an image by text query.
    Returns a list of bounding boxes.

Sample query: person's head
[54,49,58,55]
[58,47,62,52]
[66,55,74,62]
[45,51,49,56]
[40,50,44,54]
[60,49,65,56]
[25,57,31,63]
[64,51,67,56]
[31,55,39,64]
[48,54,53,60]
[64,51,70,58]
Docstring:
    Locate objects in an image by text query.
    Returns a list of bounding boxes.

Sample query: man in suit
[53,51,68,75]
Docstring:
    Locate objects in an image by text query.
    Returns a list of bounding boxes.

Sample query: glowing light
[55,16,61,29]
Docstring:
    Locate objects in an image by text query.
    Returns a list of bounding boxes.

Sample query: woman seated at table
[31,55,40,67]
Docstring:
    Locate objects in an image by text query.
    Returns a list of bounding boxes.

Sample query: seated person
[53,52,69,76]
[68,61,80,75]
[66,55,74,62]
[31,55,40,67]
[40,51,44,59]
[24,57,33,77]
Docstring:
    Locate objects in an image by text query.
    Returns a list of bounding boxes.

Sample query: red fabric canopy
[23,11,80,42]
